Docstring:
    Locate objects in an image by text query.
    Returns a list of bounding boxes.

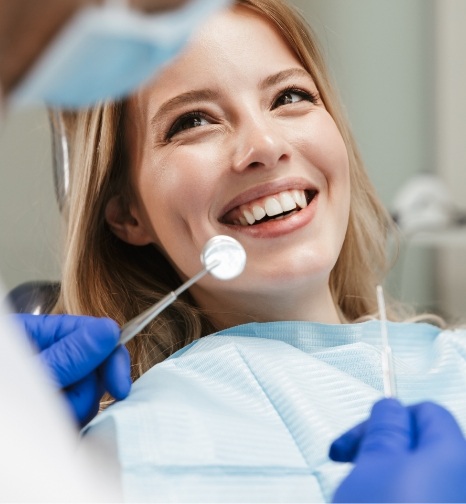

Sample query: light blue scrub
[83,320,466,502]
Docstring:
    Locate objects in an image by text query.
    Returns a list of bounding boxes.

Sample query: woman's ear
[105,195,153,246]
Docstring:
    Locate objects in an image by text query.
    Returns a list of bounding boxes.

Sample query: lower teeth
[272,210,298,221]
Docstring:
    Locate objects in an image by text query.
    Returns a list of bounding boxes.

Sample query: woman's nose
[231,116,292,172]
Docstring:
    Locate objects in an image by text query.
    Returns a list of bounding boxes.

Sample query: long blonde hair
[53,0,400,386]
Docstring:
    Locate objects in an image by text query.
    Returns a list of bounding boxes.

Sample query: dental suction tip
[201,235,246,280]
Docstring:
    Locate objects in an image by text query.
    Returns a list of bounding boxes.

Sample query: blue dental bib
[83,320,466,502]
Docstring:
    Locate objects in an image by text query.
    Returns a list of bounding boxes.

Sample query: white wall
[435,0,466,321]
[0,107,61,292]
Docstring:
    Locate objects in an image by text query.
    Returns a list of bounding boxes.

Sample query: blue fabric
[10,0,231,108]
[83,320,466,502]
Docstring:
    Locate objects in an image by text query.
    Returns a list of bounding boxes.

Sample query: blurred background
[0,0,465,321]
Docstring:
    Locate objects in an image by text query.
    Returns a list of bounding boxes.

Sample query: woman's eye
[166,113,209,139]
[272,89,317,109]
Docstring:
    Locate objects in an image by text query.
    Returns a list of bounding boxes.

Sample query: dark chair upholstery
[5,281,60,314]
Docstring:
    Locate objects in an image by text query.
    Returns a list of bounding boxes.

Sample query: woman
[56,0,395,384]
[54,0,466,501]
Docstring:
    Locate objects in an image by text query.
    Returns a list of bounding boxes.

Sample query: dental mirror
[201,235,247,280]
[119,235,246,346]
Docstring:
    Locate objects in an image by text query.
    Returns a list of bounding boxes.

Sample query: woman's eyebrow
[150,89,220,129]
[150,69,311,130]
[259,68,312,90]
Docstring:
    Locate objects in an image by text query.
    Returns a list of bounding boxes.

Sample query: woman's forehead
[133,5,307,110]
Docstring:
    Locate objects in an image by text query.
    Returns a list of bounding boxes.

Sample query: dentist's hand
[330,398,466,503]
[15,314,131,427]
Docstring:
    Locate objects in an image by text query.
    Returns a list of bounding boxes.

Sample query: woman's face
[113,6,350,326]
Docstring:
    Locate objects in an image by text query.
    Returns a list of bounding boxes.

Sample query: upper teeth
[236,189,309,226]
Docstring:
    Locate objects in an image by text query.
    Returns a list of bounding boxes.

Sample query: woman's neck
[192,281,343,331]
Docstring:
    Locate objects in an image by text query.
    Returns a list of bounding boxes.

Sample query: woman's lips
[221,188,317,226]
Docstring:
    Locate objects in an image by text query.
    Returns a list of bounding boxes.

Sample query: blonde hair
[53,0,403,389]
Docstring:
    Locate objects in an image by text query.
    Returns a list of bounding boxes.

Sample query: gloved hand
[14,314,131,427]
[330,398,466,503]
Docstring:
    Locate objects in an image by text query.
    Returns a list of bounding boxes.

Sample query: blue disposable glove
[330,398,466,503]
[14,314,131,427]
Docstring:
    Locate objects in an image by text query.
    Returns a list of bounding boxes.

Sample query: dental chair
[6,280,60,314]
[5,110,68,314]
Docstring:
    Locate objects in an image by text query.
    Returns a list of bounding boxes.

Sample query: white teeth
[279,192,297,212]
[237,189,310,226]
[292,189,307,209]
[303,194,309,207]
[252,205,266,221]
[264,197,282,217]
[300,192,308,208]
[243,209,255,225]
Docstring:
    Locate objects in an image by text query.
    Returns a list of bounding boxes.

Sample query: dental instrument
[119,235,246,346]
[376,285,397,397]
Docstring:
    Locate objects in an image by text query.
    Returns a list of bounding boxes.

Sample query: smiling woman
[108,4,353,330]
[55,0,391,359]
[49,0,466,502]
